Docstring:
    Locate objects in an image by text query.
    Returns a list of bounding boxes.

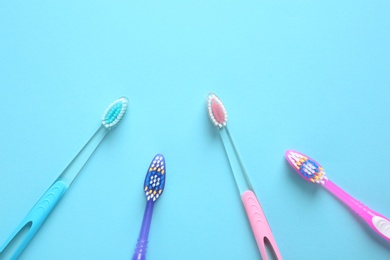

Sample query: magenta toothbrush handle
[242,190,282,260]
[324,180,390,242]
[132,200,155,260]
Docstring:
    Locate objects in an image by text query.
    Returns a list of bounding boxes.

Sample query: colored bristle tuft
[102,97,129,129]
[207,93,228,128]
[144,154,166,202]
[285,150,327,184]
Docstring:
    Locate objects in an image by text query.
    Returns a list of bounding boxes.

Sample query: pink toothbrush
[285,150,390,242]
[207,93,282,260]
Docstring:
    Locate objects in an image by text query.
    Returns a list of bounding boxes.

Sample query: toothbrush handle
[0,181,68,259]
[132,200,155,260]
[242,190,282,260]
[324,180,390,242]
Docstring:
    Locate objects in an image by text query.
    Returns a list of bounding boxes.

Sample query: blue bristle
[144,154,166,201]
[299,160,319,180]
[101,97,128,129]
[105,103,122,124]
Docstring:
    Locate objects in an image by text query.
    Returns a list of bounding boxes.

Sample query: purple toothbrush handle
[132,200,155,260]
[324,180,390,242]
[242,190,282,260]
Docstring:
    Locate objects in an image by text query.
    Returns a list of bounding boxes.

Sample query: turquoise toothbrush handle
[0,181,68,259]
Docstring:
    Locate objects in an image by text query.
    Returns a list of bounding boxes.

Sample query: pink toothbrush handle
[242,190,282,260]
[324,180,390,242]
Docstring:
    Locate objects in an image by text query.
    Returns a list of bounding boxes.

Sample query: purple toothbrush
[132,154,166,260]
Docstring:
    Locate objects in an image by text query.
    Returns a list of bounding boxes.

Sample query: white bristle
[287,150,329,184]
[207,93,228,128]
[102,97,129,129]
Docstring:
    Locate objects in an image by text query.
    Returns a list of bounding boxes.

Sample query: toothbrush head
[144,154,166,202]
[285,150,328,184]
[102,97,129,129]
[207,93,228,128]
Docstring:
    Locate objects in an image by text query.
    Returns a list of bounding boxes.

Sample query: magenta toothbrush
[132,154,166,260]
[207,93,282,260]
[285,150,390,242]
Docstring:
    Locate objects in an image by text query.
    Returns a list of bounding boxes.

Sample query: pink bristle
[211,99,225,124]
[207,93,227,128]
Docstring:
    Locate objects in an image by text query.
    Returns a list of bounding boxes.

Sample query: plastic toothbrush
[132,154,166,260]
[285,150,390,242]
[0,97,129,259]
[207,93,282,260]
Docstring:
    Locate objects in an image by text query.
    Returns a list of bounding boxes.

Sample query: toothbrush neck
[139,200,155,239]
[323,180,366,216]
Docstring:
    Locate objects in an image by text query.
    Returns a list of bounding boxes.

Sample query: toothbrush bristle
[207,93,228,128]
[102,97,129,129]
[285,150,327,184]
[144,154,166,202]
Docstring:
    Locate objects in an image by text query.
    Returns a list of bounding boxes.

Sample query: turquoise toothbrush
[132,154,166,260]
[0,97,128,259]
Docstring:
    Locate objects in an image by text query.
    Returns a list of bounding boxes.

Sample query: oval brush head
[207,93,228,128]
[102,97,129,129]
[285,150,328,184]
[144,154,166,202]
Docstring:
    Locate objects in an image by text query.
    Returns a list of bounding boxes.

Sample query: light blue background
[1,1,390,259]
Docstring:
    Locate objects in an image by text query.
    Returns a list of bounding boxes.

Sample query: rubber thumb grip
[242,190,282,260]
